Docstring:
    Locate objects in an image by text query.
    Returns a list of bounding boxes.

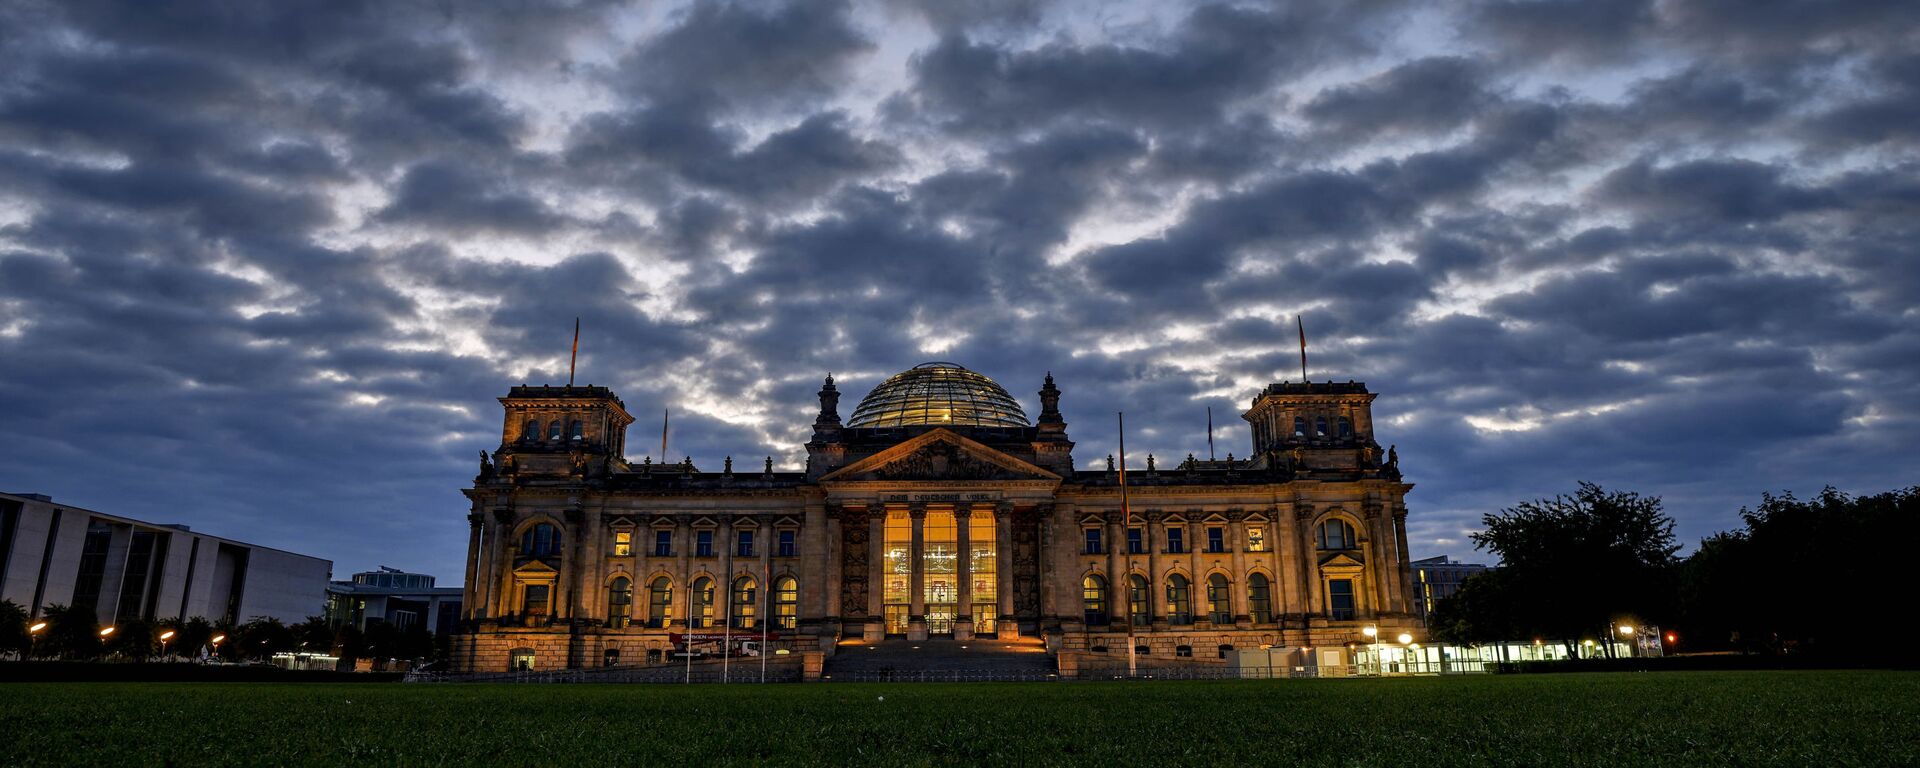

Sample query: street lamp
[159,630,176,659]
[28,621,47,659]
[1617,624,1636,658]
[210,634,226,661]
[99,626,116,637]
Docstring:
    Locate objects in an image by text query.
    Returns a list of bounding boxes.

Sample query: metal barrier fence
[407,663,804,684]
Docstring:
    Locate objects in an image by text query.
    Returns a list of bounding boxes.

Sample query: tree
[292,616,335,655]
[1679,486,1917,655]
[235,617,295,661]
[0,599,27,658]
[1427,570,1522,647]
[170,616,215,660]
[37,603,101,660]
[106,618,157,661]
[1468,482,1679,652]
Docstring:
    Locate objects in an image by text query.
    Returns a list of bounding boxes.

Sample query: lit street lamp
[159,630,176,659]
[1617,624,1636,658]
[99,626,116,637]
[210,634,226,661]
[28,621,47,659]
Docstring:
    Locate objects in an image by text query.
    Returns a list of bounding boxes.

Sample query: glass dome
[846,362,1031,428]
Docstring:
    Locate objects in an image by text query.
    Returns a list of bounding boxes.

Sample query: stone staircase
[823,637,1056,681]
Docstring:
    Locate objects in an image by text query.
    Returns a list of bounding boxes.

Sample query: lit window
[647,577,673,628]
[731,576,757,629]
[1246,526,1266,552]
[1082,574,1108,626]
[1084,528,1103,555]
[654,530,672,557]
[1206,527,1226,553]
[1165,527,1185,554]
[607,577,633,627]
[777,530,796,557]
[1316,519,1357,550]
[1165,574,1193,625]
[1328,579,1355,620]
[690,577,717,628]
[613,531,632,557]
[1248,573,1272,624]
[510,648,535,671]
[696,530,714,558]
[1128,575,1150,626]
[774,577,798,631]
[1206,574,1232,624]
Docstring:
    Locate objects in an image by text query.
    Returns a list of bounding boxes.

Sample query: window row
[1082,520,1360,554]
[1084,524,1268,555]
[1290,415,1354,440]
[521,418,587,442]
[596,575,799,631]
[610,528,798,558]
[1079,573,1362,624]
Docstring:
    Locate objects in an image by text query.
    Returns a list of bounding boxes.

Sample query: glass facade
[923,511,957,634]
[969,513,997,634]
[883,511,911,634]
[845,362,1031,428]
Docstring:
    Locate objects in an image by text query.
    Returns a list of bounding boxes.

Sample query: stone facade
[452,367,1419,673]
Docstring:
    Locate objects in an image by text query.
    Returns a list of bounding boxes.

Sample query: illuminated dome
[846,362,1031,428]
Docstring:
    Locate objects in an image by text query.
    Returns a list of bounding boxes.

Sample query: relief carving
[871,441,1023,480]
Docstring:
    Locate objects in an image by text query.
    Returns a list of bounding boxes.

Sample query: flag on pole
[568,317,580,386]
[1297,314,1309,381]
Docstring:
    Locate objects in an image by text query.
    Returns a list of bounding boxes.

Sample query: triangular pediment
[819,429,1061,483]
[512,560,559,577]
[1318,551,1366,570]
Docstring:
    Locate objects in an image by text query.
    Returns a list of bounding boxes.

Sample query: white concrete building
[0,491,332,624]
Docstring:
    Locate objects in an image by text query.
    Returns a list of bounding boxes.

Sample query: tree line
[0,601,441,668]
[1428,482,1916,657]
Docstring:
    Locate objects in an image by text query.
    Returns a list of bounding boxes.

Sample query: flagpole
[660,408,669,464]
[568,317,579,387]
[1297,315,1309,381]
[1119,412,1136,678]
[1207,406,1215,461]
[723,573,733,684]
[760,559,769,684]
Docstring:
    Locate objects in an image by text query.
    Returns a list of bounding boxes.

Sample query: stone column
[463,512,483,620]
[1229,513,1250,627]
[954,503,973,641]
[674,514,692,628]
[866,506,884,641]
[757,514,773,632]
[489,508,516,619]
[907,503,928,640]
[1038,502,1060,634]
[721,517,736,629]
[1146,510,1163,628]
[1104,510,1122,630]
[995,502,1015,638]
[824,504,843,623]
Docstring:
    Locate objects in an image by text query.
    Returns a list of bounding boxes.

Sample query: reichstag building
[453,362,1418,672]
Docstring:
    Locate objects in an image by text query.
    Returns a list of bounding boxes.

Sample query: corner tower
[490,385,634,480]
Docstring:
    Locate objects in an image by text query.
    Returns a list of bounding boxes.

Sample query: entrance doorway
[884,604,909,635]
[927,604,955,634]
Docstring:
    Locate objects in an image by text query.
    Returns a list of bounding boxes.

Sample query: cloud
[0,0,1915,585]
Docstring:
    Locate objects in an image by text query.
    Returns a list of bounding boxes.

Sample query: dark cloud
[1,0,1915,583]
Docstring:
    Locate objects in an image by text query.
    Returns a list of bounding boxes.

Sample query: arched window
[547,419,563,441]
[1337,417,1353,439]
[1206,573,1232,624]
[607,577,632,628]
[1082,574,1108,626]
[519,523,562,560]
[1316,519,1357,550]
[731,576,757,629]
[523,420,540,442]
[647,577,673,628]
[1315,416,1329,438]
[569,420,584,441]
[1247,573,1273,624]
[1165,574,1193,625]
[690,577,715,629]
[774,576,798,631]
[1127,574,1150,627]
[1292,417,1307,437]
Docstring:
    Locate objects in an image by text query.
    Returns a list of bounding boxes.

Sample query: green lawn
[3,671,1916,766]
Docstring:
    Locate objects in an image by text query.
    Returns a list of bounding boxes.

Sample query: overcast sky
[2,0,1916,588]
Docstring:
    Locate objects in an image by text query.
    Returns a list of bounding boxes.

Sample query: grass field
[3,671,1917,766]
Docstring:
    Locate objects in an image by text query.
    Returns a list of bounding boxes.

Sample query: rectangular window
[1084,528,1103,555]
[654,529,672,557]
[695,530,714,558]
[777,530,796,558]
[1206,527,1226,553]
[1126,527,1144,554]
[1328,579,1355,621]
[736,529,754,558]
[613,531,632,557]
[1246,526,1266,552]
[1165,527,1185,554]
[523,584,550,616]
